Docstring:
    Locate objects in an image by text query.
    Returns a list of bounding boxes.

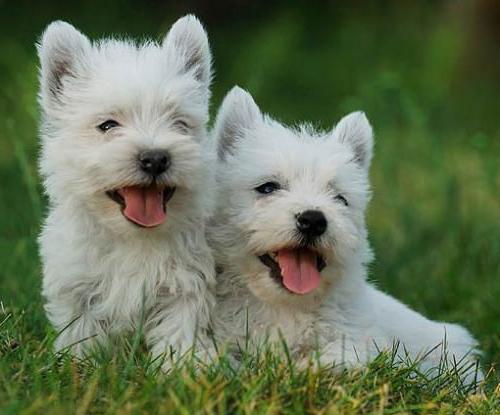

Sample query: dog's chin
[245,266,330,310]
[256,246,327,296]
[106,184,176,229]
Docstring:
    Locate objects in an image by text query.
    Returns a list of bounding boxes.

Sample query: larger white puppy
[38,16,216,365]
[210,87,481,384]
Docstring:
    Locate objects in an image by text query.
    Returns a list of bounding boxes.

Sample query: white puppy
[210,87,482,384]
[37,16,216,365]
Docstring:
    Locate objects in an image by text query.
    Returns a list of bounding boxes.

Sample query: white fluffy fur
[210,87,482,384]
[37,16,216,365]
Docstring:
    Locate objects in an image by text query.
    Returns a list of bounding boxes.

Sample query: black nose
[138,150,171,177]
[296,210,327,238]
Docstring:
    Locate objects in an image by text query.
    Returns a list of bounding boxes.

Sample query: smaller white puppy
[210,86,482,384]
[38,16,216,366]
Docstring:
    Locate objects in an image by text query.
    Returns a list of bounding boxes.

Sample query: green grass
[0,317,497,414]
[0,1,499,413]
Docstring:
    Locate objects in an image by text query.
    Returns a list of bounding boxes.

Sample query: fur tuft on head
[332,111,373,171]
[162,14,212,88]
[37,21,91,108]
[213,86,262,159]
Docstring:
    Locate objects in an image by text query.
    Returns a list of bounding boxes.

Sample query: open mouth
[106,184,176,228]
[258,248,326,295]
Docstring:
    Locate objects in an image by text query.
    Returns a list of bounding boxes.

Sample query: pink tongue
[277,248,321,294]
[118,185,166,228]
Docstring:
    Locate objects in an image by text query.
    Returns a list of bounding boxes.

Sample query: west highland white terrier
[210,87,482,384]
[37,16,216,365]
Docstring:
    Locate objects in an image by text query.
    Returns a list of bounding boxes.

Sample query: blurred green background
[0,0,499,371]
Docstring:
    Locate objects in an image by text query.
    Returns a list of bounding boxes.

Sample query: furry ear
[37,21,90,107]
[214,86,262,159]
[162,15,212,87]
[333,111,374,171]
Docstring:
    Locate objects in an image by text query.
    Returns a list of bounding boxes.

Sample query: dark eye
[173,119,190,133]
[255,182,280,195]
[98,120,120,132]
[335,194,349,206]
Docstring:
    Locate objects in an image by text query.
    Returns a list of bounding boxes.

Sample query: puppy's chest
[226,301,319,349]
[82,260,178,327]
[252,318,315,347]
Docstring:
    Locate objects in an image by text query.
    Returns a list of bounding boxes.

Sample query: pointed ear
[37,21,90,107]
[162,15,212,87]
[214,86,262,160]
[333,111,374,171]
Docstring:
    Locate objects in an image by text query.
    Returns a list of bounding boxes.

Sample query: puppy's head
[38,16,212,235]
[213,87,373,307]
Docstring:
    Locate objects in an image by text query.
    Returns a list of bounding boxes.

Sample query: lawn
[0,1,499,413]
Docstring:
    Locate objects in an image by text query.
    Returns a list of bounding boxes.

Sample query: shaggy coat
[210,87,482,384]
[38,16,216,364]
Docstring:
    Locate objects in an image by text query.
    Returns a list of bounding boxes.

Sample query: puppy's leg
[295,337,366,372]
[146,290,216,370]
[46,300,106,357]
